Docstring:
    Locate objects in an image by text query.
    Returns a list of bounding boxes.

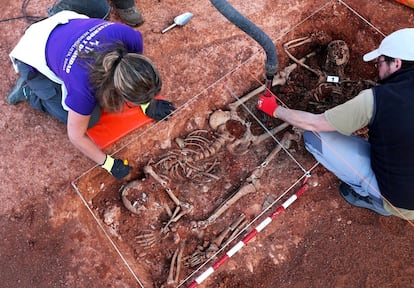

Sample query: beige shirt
[384,201,414,220]
[324,89,374,135]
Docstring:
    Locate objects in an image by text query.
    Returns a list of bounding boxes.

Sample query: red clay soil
[1,1,414,288]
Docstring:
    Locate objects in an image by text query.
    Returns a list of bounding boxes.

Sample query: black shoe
[7,77,29,105]
[115,6,144,27]
[339,183,391,216]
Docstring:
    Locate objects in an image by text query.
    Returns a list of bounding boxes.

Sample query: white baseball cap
[363,28,414,62]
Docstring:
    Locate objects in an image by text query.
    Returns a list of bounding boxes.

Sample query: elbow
[67,133,79,148]
[298,114,335,132]
[67,129,84,148]
[309,114,335,132]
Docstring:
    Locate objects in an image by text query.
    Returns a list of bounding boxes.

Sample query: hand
[141,99,176,121]
[101,155,131,179]
[257,91,278,117]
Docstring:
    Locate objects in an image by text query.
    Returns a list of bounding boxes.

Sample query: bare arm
[67,109,106,165]
[275,106,336,132]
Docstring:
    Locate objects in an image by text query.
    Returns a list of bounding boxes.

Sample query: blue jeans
[16,60,101,128]
[303,131,385,206]
[111,0,135,9]
[48,0,111,19]
[47,0,136,18]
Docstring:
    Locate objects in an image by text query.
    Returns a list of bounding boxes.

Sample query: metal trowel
[161,12,193,33]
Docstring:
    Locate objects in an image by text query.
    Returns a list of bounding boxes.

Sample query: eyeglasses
[374,59,387,68]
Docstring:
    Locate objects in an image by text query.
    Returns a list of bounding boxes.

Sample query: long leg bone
[225,218,248,246]
[162,243,185,288]
[246,131,300,182]
[144,165,193,233]
[196,131,299,229]
[197,184,255,230]
[212,213,246,248]
[185,214,247,267]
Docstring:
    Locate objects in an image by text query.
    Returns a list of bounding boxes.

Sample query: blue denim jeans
[16,60,101,128]
[48,0,136,18]
[111,0,135,9]
[48,0,111,19]
[303,130,385,207]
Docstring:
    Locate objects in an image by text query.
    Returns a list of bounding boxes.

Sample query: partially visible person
[111,0,144,26]
[257,28,414,220]
[48,0,144,26]
[7,10,174,179]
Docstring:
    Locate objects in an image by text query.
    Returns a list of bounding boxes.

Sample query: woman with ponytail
[8,11,175,179]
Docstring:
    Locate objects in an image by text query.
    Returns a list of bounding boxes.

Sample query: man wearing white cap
[257,28,414,220]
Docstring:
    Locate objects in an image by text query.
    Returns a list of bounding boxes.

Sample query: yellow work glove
[101,155,131,179]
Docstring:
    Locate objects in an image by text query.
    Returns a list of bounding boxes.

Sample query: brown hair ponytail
[86,43,162,113]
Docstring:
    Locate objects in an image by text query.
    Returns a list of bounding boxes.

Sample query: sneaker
[115,6,144,27]
[339,183,391,216]
[7,77,29,105]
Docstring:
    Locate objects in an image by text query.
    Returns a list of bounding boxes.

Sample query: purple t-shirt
[46,18,143,115]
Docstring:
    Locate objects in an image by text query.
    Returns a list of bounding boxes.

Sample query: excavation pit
[71,2,413,287]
